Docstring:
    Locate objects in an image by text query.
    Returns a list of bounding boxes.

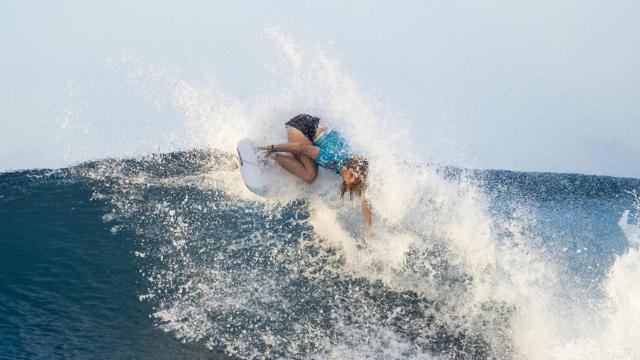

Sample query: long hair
[339,155,369,200]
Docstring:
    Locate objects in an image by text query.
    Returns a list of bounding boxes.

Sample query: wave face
[1,151,639,360]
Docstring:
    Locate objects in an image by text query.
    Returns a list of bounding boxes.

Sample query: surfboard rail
[237,138,268,196]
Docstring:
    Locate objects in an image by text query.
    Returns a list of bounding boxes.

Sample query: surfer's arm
[261,143,319,159]
[362,199,372,232]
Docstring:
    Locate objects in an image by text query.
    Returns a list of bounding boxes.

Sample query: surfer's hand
[258,145,276,155]
[362,199,373,233]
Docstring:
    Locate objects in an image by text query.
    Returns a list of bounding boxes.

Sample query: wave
[2,150,639,359]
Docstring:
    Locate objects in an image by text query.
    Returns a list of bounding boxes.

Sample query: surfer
[260,114,372,230]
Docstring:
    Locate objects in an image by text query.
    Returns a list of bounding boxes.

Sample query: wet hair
[339,155,369,200]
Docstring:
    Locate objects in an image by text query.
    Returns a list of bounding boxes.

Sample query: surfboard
[237,138,268,196]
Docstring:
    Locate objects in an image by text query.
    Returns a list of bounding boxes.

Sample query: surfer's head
[339,155,368,200]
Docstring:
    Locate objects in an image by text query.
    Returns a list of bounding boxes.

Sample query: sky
[1,0,639,177]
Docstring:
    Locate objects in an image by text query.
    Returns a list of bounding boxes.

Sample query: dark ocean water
[1,150,639,359]
[0,167,228,359]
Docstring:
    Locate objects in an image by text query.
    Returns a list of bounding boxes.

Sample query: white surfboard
[237,138,268,196]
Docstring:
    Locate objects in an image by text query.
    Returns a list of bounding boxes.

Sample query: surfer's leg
[273,154,316,184]
[274,127,318,183]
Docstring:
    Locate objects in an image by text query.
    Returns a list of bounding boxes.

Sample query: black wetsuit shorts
[285,114,320,142]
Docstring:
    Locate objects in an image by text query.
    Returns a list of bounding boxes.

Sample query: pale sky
[1,0,639,177]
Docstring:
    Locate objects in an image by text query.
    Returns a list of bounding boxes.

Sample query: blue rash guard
[313,128,353,173]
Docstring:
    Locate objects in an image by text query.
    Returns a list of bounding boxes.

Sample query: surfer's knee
[302,170,317,184]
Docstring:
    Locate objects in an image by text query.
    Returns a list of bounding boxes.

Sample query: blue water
[1,150,639,359]
[0,167,228,359]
